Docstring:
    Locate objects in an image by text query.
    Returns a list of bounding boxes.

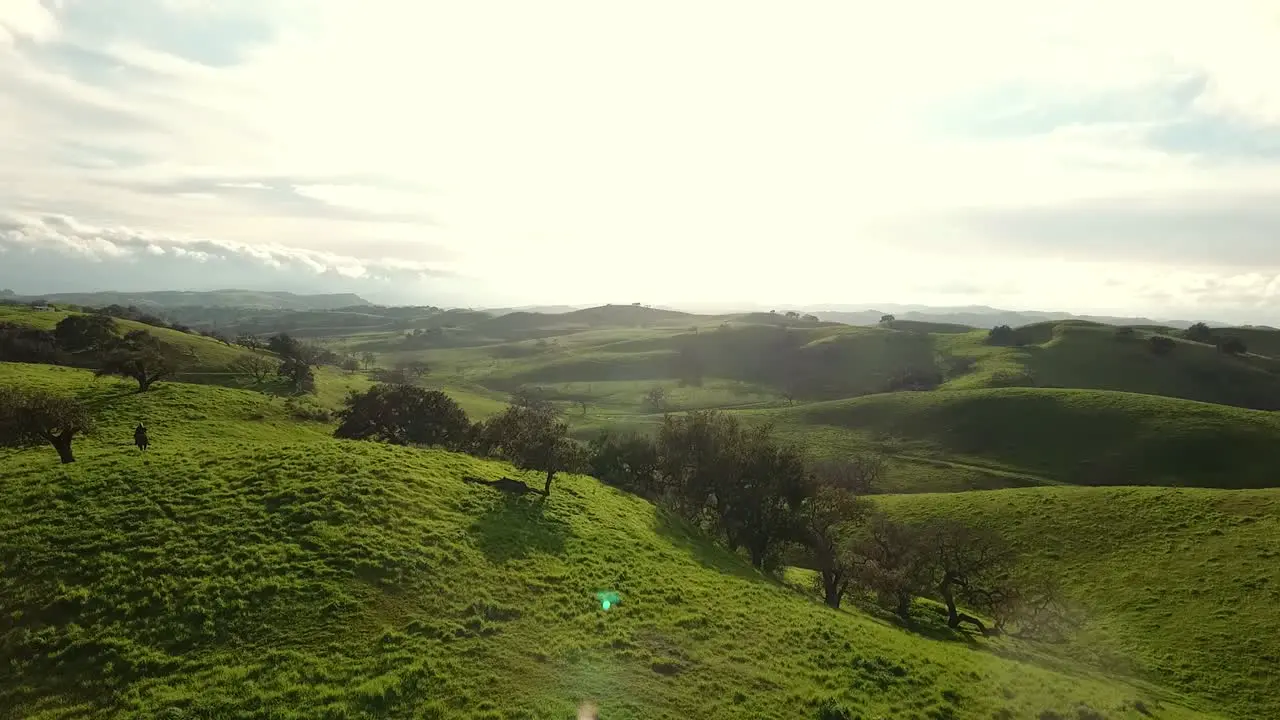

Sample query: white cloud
[3,1,1280,317]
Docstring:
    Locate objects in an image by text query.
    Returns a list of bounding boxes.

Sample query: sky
[3,1,1280,320]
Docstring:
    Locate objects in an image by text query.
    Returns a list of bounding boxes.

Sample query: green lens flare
[595,591,621,611]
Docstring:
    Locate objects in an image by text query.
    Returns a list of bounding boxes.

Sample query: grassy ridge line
[0,306,253,370]
[775,387,1280,489]
[0,364,1215,719]
[879,486,1280,719]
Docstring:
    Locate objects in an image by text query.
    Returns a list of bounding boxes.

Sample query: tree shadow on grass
[469,491,569,563]
[651,507,771,585]
[850,596,980,645]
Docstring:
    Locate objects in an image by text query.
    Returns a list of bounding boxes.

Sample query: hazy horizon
[5,2,1280,320]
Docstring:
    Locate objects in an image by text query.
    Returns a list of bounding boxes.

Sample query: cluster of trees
[332,383,1070,636]
[0,313,192,392]
[986,325,1021,346]
[334,384,579,495]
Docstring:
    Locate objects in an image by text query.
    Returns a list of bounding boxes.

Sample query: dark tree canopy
[479,405,583,495]
[986,325,1018,346]
[0,322,62,364]
[95,330,187,391]
[335,385,471,449]
[587,431,661,497]
[54,314,118,354]
[0,386,94,464]
[799,485,868,608]
[1183,322,1214,344]
[1148,335,1176,356]
[267,332,301,358]
[278,356,316,394]
[656,410,808,569]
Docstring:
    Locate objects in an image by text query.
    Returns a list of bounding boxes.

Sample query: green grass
[0,307,255,372]
[879,487,1280,719]
[0,365,1218,719]
[776,387,1280,489]
[938,323,1280,410]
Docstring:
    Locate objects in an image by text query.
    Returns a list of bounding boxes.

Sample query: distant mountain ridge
[2,289,371,311]
[478,302,1223,330]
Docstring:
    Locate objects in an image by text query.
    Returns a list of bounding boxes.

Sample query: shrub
[1219,337,1247,356]
[1147,336,1176,356]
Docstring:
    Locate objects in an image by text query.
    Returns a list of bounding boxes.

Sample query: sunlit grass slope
[880,487,1280,719]
[0,366,1214,719]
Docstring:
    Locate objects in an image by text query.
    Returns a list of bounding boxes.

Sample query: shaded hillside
[880,487,1280,719]
[0,367,1211,719]
[783,387,1280,489]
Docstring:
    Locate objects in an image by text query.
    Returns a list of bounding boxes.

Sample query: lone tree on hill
[1183,322,1214,344]
[1148,335,1176,356]
[335,385,471,449]
[0,386,94,464]
[799,484,868,608]
[986,325,1017,346]
[278,356,316,394]
[53,313,117,354]
[850,513,935,619]
[879,314,895,324]
[642,386,669,412]
[230,353,277,384]
[267,332,301,358]
[95,330,188,391]
[924,520,1017,632]
[479,405,584,495]
[360,351,377,370]
[340,356,360,374]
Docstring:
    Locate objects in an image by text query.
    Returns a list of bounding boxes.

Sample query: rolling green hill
[0,365,1217,720]
[777,387,1280,489]
[879,487,1280,719]
[0,306,254,373]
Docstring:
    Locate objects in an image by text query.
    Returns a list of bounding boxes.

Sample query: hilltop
[0,365,1218,719]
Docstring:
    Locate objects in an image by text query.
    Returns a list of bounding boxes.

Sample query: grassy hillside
[0,366,1215,719]
[0,306,253,372]
[938,322,1280,410]
[879,487,1280,719]
[779,388,1280,489]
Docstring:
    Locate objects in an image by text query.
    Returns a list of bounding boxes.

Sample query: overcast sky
[3,1,1280,319]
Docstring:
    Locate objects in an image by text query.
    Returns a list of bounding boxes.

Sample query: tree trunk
[821,571,843,609]
[51,433,75,464]
[939,580,960,628]
[137,375,153,392]
[956,612,988,634]
[896,592,912,619]
[543,469,554,496]
[748,542,766,570]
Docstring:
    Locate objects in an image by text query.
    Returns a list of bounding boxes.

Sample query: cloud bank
[4,1,1280,318]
